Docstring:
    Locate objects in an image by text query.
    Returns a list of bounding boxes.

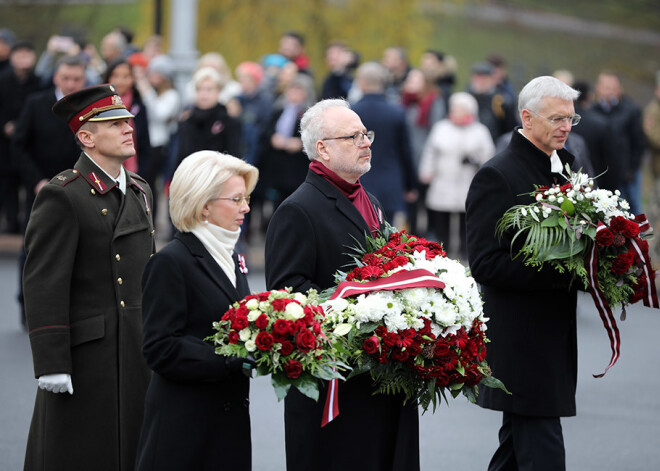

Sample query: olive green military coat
[23,154,155,471]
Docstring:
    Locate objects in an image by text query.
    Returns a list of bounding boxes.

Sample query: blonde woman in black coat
[136,150,258,471]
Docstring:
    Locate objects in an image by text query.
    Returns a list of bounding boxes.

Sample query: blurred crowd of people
[1,25,659,261]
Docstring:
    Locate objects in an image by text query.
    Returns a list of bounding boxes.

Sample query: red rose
[272,333,289,343]
[255,331,274,351]
[595,228,614,247]
[273,318,292,335]
[610,216,629,233]
[283,360,303,379]
[434,340,451,356]
[221,308,234,322]
[623,220,640,238]
[255,313,269,330]
[311,322,322,335]
[611,252,634,274]
[280,340,294,356]
[227,330,239,344]
[295,329,317,353]
[271,298,290,312]
[362,336,380,354]
[232,314,248,331]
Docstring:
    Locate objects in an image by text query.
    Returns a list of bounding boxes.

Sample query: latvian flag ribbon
[321,269,446,426]
[586,214,658,378]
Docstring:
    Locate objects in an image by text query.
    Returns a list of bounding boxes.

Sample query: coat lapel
[306,170,371,234]
[176,232,241,302]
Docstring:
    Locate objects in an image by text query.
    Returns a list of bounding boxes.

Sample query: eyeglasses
[211,195,251,206]
[322,130,375,147]
[528,109,581,127]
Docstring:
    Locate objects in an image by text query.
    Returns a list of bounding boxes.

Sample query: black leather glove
[225,354,257,372]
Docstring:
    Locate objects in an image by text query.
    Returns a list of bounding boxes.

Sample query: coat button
[120,300,125,308]
[115,254,121,261]
[117,277,123,285]
[90,189,96,195]
[150,230,155,236]
[72,169,78,174]
[101,209,108,216]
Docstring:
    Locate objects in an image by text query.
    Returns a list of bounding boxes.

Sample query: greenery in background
[0,0,658,101]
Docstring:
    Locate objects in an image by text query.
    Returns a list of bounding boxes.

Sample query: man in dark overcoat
[23,83,154,470]
[265,98,419,471]
[466,76,581,471]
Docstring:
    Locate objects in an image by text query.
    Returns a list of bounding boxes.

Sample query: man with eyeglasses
[466,76,581,471]
[265,98,420,471]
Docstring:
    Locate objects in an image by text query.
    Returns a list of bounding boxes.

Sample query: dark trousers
[428,210,466,258]
[488,412,565,471]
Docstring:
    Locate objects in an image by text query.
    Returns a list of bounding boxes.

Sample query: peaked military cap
[52,83,134,134]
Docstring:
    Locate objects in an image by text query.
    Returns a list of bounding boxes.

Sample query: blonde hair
[169,151,258,232]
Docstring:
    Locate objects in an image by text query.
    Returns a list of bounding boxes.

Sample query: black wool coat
[136,231,252,471]
[465,130,579,417]
[23,154,155,470]
[265,169,420,471]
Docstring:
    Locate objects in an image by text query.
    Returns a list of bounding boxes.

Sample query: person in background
[592,70,646,215]
[103,58,151,175]
[23,83,154,471]
[278,31,312,76]
[265,98,419,471]
[258,73,315,213]
[174,67,241,175]
[400,67,446,234]
[0,40,42,234]
[99,30,127,70]
[136,150,257,471]
[466,76,582,471]
[486,53,516,105]
[419,92,494,258]
[0,28,16,74]
[321,40,354,100]
[643,71,660,262]
[381,46,411,104]
[233,61,271,166]
[467,61,518,142]
[34,34,102,87]
[420,49,456,111]
[135,54,181,224]
[184,52,242,107]
[352,61,417,226]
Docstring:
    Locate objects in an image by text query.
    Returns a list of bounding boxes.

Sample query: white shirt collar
[518,129,563,173]
[83,153,127,194]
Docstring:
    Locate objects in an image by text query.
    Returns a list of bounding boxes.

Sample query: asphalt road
[1,250,659,470]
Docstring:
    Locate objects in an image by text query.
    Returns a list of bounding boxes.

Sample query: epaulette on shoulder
[127,171,147,184]
[50,169,81,187]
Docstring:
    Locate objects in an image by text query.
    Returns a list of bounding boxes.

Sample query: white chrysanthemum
[536,193,543,201]
[401,287,431,310]
[353,291,400,324]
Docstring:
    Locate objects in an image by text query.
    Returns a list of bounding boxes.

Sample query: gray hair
[192,66,223,89]
[300,98,350,161]
[356,61,388,93]
[518,76,580,118]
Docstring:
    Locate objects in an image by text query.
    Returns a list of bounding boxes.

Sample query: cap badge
[112,95,123,105]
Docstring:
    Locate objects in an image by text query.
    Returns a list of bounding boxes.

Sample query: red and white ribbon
[321,268,446,426]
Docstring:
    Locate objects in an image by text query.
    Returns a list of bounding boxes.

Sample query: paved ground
[1,241,659,470]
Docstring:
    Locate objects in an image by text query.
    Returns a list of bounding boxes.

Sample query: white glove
[38,374,73,395]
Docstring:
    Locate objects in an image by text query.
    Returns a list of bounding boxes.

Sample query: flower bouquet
[496,166,658,375]
[208,288,348,401]
[320,225,507,412]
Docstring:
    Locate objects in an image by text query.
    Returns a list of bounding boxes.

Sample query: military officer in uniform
[23,84,155,470]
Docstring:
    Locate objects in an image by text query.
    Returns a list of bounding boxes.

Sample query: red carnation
[612,233,626,247]
[227,330,239,344]
[255,331,274,351]
[255,313,269,330]
[283,360,303,379]
[280,340,294,356]
[375,325,388,337]
[611,252,634,275]
[295,329,317,353]
[360,265,384,280]
[363,336,380,354]
[382,332,397,349]
[391,348,410,362]
[273,319,292,335]
[595,228,614,247]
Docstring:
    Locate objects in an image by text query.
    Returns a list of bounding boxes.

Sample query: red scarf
[310,160,381,232]
[401,90,438,128]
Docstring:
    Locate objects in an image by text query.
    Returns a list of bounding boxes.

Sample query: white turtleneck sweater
[190,223,241,286]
